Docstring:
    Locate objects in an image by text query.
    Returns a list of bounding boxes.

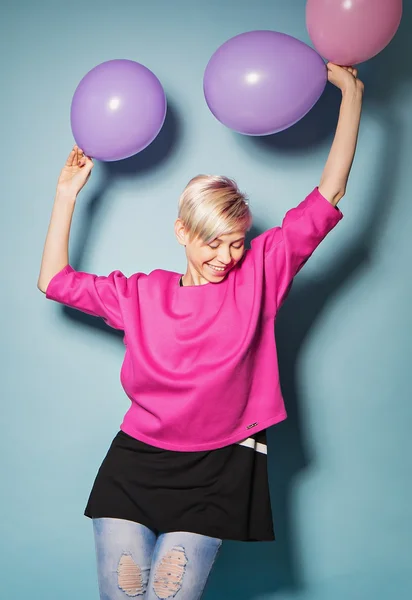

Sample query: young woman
[38,63,363,600]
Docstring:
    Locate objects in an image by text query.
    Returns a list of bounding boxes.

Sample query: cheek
[198,247,215,262]
[189,247,213,265]
[201,251,214,264]
[232,249,245,262]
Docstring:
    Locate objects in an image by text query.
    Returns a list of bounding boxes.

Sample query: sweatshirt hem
[120,410,287,452]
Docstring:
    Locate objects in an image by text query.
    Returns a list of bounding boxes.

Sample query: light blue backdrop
[1,1,411,599]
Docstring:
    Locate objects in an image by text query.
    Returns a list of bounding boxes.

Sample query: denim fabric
[93,518,222,599]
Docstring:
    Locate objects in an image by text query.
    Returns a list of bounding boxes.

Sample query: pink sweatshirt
[46,188,343,451]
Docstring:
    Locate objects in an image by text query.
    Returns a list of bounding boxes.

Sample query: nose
[217,246,232,265]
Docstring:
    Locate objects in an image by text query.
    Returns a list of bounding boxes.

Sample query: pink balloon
[306,0,403,66]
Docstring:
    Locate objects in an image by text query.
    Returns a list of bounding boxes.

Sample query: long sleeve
[251,187,343,310]
[45,264,134,329]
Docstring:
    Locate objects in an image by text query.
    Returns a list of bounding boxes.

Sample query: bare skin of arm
[318,63,364,207]
[37,146,93,293]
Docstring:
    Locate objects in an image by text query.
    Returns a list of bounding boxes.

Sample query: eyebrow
[214,236,245,243]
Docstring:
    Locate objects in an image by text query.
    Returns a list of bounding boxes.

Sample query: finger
[65,148,76,167]
[83,160,94,176]
[77,148,87,167]
[353,68,358,78]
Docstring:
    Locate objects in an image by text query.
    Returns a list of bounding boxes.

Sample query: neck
[181,268,210,286]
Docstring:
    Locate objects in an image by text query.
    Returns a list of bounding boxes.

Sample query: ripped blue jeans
[93,518,222,600]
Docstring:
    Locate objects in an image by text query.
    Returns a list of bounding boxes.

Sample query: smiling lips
[207,263,227,274]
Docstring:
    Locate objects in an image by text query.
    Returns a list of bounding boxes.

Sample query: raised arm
[318,63,364,207]
[37,146,93,293]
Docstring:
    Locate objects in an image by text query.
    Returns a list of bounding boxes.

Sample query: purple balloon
[203,30,327,136]
[71,59,167,161]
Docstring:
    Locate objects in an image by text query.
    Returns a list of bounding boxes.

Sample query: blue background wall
[1,1,411,598]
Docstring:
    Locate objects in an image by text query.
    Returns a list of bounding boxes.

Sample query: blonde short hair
[178,175,252,243]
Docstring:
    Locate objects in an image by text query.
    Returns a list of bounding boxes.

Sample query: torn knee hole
[153,545,188,599]
[117,553,145,597]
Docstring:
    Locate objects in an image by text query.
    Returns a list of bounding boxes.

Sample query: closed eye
[208,241,244,249]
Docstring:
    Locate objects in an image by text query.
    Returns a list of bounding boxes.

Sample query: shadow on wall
[206,5,411,600]
[58,5,411,598]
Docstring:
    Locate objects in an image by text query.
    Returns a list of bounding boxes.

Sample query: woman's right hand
[56,145,94,198]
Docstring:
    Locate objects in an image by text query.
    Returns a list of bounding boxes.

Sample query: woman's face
[175,220,246,285]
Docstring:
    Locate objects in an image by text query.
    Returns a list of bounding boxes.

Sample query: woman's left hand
[327,62,364,95]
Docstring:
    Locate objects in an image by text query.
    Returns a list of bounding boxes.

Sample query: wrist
[341,82,363,101]
[55,188,77,204]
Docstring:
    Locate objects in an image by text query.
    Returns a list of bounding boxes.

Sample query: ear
[174,218,187,247]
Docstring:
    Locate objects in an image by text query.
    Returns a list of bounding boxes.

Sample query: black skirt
[84,429,275,542]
